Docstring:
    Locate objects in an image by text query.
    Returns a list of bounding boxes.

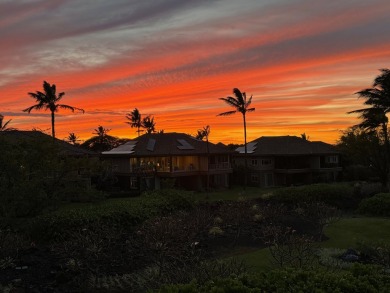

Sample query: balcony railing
[209,162,231,170]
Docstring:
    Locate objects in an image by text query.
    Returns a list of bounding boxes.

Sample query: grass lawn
[323,216,390,248]
[227,216,390,272]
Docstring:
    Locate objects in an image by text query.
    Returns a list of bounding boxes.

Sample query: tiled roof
[0,130,98,156]
[236,136,338,155]
[102,132,233,156]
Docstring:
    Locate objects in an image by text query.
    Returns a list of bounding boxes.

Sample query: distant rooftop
[102,132,233,156]
[236,136,338,155]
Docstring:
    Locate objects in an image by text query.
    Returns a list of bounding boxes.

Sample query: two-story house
[101,132,233,191]
[233,136,342,187]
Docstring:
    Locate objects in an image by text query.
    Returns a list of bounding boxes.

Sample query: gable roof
[236,136,338,156]
[0,130,98,156]
[102,132,233,156]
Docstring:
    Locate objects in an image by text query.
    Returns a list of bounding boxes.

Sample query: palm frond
[23,104,45,113]
[219,97,240,108]
[247,107,255,113]
[233,88,245,105]
[58,104,84,113]
[217,110,237,116]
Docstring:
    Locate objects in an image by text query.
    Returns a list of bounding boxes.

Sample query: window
[251,159,258,166]
[130,177,138,189]
[326,156,338,164]
[251,174,259,183]
[261,159,272,166]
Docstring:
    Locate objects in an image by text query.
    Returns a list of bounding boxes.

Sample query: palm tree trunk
[206,138,210,191]
[51,111,55,138]
[243,113,248,190]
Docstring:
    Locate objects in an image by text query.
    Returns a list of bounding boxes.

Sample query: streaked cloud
[1,0,389,144]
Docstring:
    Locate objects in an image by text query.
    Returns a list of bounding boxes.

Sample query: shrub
[30,190,195,242]
[358,193,390,217]
[270,183,355,209]
[157,266,390,292]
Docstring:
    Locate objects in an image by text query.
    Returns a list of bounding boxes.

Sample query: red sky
[1,0,390,144]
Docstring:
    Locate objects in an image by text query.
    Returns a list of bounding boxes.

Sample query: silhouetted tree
[0,114,15,131]
[337,127,384,183]
[142,116,156,134]
[81,126,122,152]
[348,69,390,189]
[67,132,80,145]
[301,133,310,141]
[23,81,84,138]
[126,108,143,136]
[218,88,255,189]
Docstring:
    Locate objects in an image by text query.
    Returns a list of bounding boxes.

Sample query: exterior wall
[234,154,341,187]
[105,154,232,192]
[110,157,131,173]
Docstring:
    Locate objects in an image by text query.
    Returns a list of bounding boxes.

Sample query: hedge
[29,189,195,241]
[358,193,390,217]
[158,265,390,292]
[269,183,356,209]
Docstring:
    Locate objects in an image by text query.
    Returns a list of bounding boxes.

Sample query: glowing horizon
[1,0,389,145]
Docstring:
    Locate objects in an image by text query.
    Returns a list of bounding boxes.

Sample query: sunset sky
[1,0,389,144]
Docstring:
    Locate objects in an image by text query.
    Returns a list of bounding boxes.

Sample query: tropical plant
[348,69,390,189]
[81,126,122,152]
[142,116,156,134]
[67,132,80,145]
[23,81,84,138]
[0,114,15,131]
[126,108,143,136]
[217,88,255,188]
[301,132,310,141]
[196,125,210,141]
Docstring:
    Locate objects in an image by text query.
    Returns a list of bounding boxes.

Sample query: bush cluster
[358,193,390,217]
[30,189,195,241]
[269,183,355,209]
[158,265,390,292]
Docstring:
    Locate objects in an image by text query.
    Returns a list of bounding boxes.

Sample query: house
[233,136,342,187]
[101,132,233,191]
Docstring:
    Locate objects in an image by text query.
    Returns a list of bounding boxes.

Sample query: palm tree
[126,108,143,136]
[349,69,390,141]
[81,126,121,152]
[23,81,84,138]
[0,114,15,131]
[196,125,211,191]
[142,116,156,134]
[67,132,80,145]
[217,88,255,189]
[348,68,390,189]
[301,133,310,141]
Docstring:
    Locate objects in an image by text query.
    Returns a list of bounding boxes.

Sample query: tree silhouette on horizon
[67,132,80,145]
[81,125,123,152]
[0,114,16,131]
[126,108,143,136]
[218,88,255,189]
[348,68,390,189]
[142,116,156,134]
[23,81,84,138]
